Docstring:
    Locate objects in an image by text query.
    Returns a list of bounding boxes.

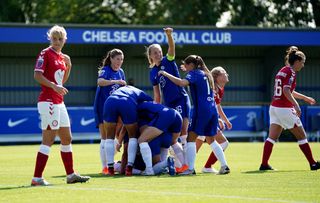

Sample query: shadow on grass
[0,185,33,190]
[51,172,194,179]
[242,170,306,174]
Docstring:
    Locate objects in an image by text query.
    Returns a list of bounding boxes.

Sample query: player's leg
[180,131,197,175]
[206,136,229,174]
[260,123,282,170]
[290,126,320,170]
[203,131,228,173]
[125,123,139,175]
[98,123,108,174]
[105,122,116,175]
[32,102,58,186]
[58,105,90,183]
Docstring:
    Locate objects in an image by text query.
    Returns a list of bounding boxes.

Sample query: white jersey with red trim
[271,66,296,108]
[34,47,67,104]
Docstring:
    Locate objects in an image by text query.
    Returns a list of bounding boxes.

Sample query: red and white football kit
[34,47,70,130]
[269,66,302,129]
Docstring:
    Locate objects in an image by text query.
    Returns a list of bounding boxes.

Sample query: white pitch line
[46,186,310,203]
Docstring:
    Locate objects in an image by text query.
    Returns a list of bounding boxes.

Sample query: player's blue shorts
[189,108,218,136]
[103,95,137,124]
[93,93,105,127]
[149,133,172,156]
[148,108,182,133]
[167,95,191,119]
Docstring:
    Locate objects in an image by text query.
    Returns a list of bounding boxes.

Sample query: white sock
[186,142,196,170]
[39,144,51,155]
[139,142,153,169]
[171,142,185,165]
[105,139,115,167]
[128,138,138,166]
[160,148,168,162]
[153,160,167,175]
[220,141,229,151]
[210,140,227,166]
[100,139,107,168]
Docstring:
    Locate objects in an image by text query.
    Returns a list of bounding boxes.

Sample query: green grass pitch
[0,142,319,203]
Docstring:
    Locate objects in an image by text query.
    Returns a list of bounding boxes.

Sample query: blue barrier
[0,105,318,143]
[0,107,98,143]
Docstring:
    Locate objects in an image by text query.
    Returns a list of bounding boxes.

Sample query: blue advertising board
[1,26,320,46]
[223,106,265,131]
[0,107,98,139]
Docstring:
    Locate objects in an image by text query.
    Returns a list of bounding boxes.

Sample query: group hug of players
[31,25,319,186]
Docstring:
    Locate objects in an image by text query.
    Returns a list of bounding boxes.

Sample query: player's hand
[218,118,225,131]
[225,120,232,130]
[117,80,127,86]
[158,70,166,76]
[294,104,301,117]
[52,83,68,95]
[163,27,173,35]
[180,65,187,72]
[304,96,316,105]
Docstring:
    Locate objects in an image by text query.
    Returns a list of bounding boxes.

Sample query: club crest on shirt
[160,66,165,70]
[98,70,105,77]
[36,56,44,69]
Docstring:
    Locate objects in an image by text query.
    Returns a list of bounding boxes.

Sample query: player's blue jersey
[138,101,182,133]
[112,85,153,105]
[149,56,188,104]
[93,65,125,125]
[185,69,216,115]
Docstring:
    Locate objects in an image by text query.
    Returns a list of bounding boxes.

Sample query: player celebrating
[197,66,231,173]
[259,49,320,171]
[159,55,230,175]
[146,28,190,169]
[137,101,183,175]
[31,25,90,186]
[93,48,126,175]
[103,85,153,176]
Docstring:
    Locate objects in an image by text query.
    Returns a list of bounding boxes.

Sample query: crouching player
[103,85,153,176]
[137,101,184,175]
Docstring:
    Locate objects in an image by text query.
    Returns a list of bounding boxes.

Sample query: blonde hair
[146,44,162,68]
[211,66,226,81]
[47,25,67,40]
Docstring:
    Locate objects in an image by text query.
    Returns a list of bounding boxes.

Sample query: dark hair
[284,46,298,65]
[288,50,305,66]
[99,48,123,70]
[183,55,214,91]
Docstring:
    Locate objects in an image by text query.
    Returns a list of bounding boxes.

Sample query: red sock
[204,152,218,168]
[33,152,49,178]
[60,151,74,175]
[261,140,274,166]
[299,143,316,165]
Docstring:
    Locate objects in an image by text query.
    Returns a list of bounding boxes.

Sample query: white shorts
[38,102,70,130]
[269,106,302,130]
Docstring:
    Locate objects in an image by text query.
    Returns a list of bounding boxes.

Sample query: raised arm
[164,28,175,58]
